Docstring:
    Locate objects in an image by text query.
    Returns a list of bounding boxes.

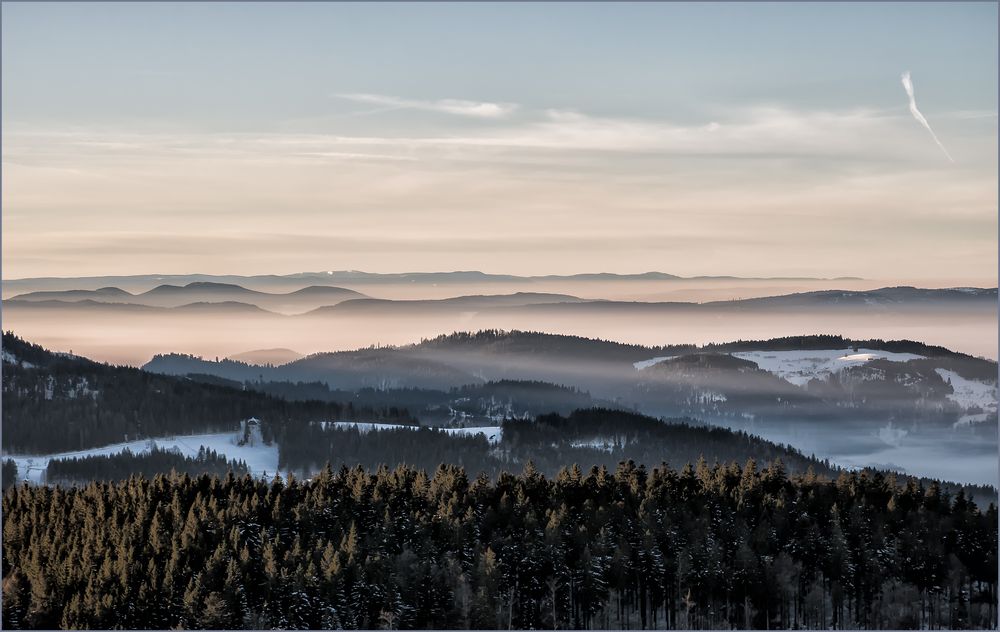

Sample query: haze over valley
[3,270,996,487]
[4,272,997,365]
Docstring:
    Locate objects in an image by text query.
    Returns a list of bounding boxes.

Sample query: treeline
[273,409,994,503]
[241,379,604,423]
[1,333,414,454]
[276,425,499,476]
[2,460,16,490]
[418,330,986,365]
[44,446,249,485]
[272,408,837,482]
[633,354,968,426]
[2,461,995,629]
[503,409,832,477]
[416,329,676,363]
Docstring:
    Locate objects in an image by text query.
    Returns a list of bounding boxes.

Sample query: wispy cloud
[5,103,992,169]
[337,93,518,119]
[901,71,954,162]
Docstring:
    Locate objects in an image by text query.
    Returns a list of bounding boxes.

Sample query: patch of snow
[935,369,998,413]
[323,421,416,433]
[441,426,502,444]
[68,377,99,400]
[5,430,282,484]
[322,420,503,444]
[2,350,36,369]
[569,437,621,452]
[731,349,925,386]
[634,356,677,370]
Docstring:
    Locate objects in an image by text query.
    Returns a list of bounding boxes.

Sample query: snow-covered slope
[935,369,998,414]
[633,356,677,370]
[5,430,282,484]
[729,349,925,386]
[634,348,926,386]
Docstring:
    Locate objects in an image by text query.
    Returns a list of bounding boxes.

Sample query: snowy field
[729,349,927,386]
[633,348,997,417]
[632,349,923,386]
[5,430,282,484]
[6,422,507,485]
[634,349,926,384]
[935,369,998,413]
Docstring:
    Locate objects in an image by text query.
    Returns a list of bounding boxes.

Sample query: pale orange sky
[3,3,997,282]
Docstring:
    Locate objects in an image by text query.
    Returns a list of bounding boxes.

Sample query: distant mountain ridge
[10,281,366,313]
[3,269,870,296]
[8,284,993,317]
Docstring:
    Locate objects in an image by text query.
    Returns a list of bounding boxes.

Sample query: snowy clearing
[442,426,502,444]
[634,348,925,385]
[935,369,998,413]
[5,430,282,484]
[633,356,677,370]
[731,349,925,386]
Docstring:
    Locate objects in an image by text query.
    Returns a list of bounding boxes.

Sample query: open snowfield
[5,430,282,484]
[935,369,998,413]
[634,349,926,384]
[729,349,926,386]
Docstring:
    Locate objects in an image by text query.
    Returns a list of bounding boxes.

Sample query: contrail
[901,71,954,162]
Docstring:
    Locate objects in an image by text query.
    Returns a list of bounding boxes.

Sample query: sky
[2,2,997,281]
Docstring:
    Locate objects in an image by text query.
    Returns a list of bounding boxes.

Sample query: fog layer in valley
[4,300,996,366]
[4,274,996,488]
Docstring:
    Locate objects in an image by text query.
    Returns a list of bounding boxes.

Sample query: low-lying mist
[4,303,996,366]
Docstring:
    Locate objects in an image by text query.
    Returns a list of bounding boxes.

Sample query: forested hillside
[1,333,415,454]
[3,461,995,629]
[208,378,609,424]
[44,446,249,485]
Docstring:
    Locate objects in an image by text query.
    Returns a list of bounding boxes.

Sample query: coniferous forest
[43,446,250,486]
[2,461,995,630]
[2,332,997,629]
